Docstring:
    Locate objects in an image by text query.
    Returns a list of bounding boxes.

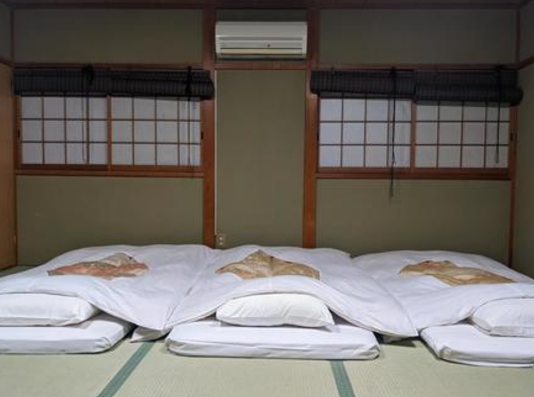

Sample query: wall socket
[215,233,226,248]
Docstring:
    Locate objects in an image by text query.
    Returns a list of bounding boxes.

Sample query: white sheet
[352,251,534,331]
[421,324,534,367]
[168,245,417,338]
[0,245,214,337]
[166,318,379,360]
[0,313,133,354]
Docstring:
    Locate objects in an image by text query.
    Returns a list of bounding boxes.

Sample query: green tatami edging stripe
[330,361,357,397]
[95,342,155,397]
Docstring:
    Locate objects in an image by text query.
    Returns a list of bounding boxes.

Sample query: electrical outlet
[216,233,226,248]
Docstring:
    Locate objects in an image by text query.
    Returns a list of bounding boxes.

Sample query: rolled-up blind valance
[109,70,214,99]
[414,69,523,106]
[14,68,215,99]
[13,68,109,96]
[310,70,415,99]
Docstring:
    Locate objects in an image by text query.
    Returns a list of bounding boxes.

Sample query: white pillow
[0,294,100,326]
[471,299,534,338]
[216,293,334,328]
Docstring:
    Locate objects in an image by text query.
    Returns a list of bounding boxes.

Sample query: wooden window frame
[15,94,205,178]
[316,99,516,181]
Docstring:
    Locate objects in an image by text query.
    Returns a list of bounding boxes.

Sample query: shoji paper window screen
[318,98,512,177]
[19,96,202,170]
[111,97,201,167]
[415,103,509,169]
[319,98,412,169]
[20,96,107,166]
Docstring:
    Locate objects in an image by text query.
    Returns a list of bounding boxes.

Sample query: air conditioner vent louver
[216,22,308,60]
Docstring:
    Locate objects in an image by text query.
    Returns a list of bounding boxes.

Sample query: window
[110,97,201,167]
[318,98,513,178]
[319,98,411,169]
[20,96,107,166]
[415,103,509,170]
[18,95,202,173]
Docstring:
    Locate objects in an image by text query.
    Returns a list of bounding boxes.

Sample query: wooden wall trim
[202,8,216,248]
[316,171,511,181]
[15,169,204,178]
[303,8,318,248]
[519,54,534,69]
[215,61,307,71]
[318,63,519,71]
[508,107,519,267]
[3,1,525,11]
[14,62,204,70]
[0,57,13,67]
[0,64,16,269]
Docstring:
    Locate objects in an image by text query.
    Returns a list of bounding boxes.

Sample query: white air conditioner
[215,21,308,59]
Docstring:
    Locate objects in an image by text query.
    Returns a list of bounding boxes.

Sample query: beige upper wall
[0,4,11,62]
[320,10,516,65]
[521,1,534,61]
[514,64,534,277]
[217,70,305,248]
[14,9,203,64]
[318,180,511,264]
[17,176,204,265]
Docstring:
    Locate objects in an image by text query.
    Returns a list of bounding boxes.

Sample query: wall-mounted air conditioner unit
[215,21,308,59]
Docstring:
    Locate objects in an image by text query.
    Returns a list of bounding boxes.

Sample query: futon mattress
[166,318,379,360]
[421,324,534,367]
[0,313,133,354]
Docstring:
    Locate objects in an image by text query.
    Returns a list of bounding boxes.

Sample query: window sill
[316,168,510,181]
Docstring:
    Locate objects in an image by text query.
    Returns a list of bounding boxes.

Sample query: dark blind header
[311,68,523,106]
[311,70,415,99]
[414,70,523,106]
[14,67,215,100]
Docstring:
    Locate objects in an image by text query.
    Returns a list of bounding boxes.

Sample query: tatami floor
[1,267,533,397]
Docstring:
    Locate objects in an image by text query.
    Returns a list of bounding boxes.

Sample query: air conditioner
[215,21,308,59]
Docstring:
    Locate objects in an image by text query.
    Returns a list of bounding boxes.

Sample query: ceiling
[1,0,529,9]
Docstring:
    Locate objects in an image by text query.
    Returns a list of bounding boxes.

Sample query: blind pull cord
[495,67,503,165]
[389,67,398,200]
[186,66,193,100]
[81,66,95,164]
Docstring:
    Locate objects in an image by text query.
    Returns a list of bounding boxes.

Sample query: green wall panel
[17,176,203,265]
[317,179,510,263]
[0,4,11,62]
[217,70,305,247]
[14,9,203,64]
[320,10,516,65]
[515,64,534,277]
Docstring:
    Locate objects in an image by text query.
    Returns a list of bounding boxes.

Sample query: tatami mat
[343,340,534,397]
[0,340,140,397]
[112,342,340,397]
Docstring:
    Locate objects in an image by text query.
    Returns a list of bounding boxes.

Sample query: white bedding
[0,313,133,354]
[166,318,379,360]
[421,324,534,367]
[168,245,417,338]
[352,251,534,331]
[0,245,214,338]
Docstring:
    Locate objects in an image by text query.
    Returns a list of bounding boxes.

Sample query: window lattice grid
[20,96,107,166]
[110,97,201,167]
[318,98,413,169]
[415,103,510,170]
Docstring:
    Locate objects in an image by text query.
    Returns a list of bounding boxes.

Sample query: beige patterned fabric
[48,253,149,280]
[216,250,321,281]
[400,260,514,286]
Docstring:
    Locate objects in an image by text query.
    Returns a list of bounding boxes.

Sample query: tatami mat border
[95,342,155,397]
[330,361,357,397]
